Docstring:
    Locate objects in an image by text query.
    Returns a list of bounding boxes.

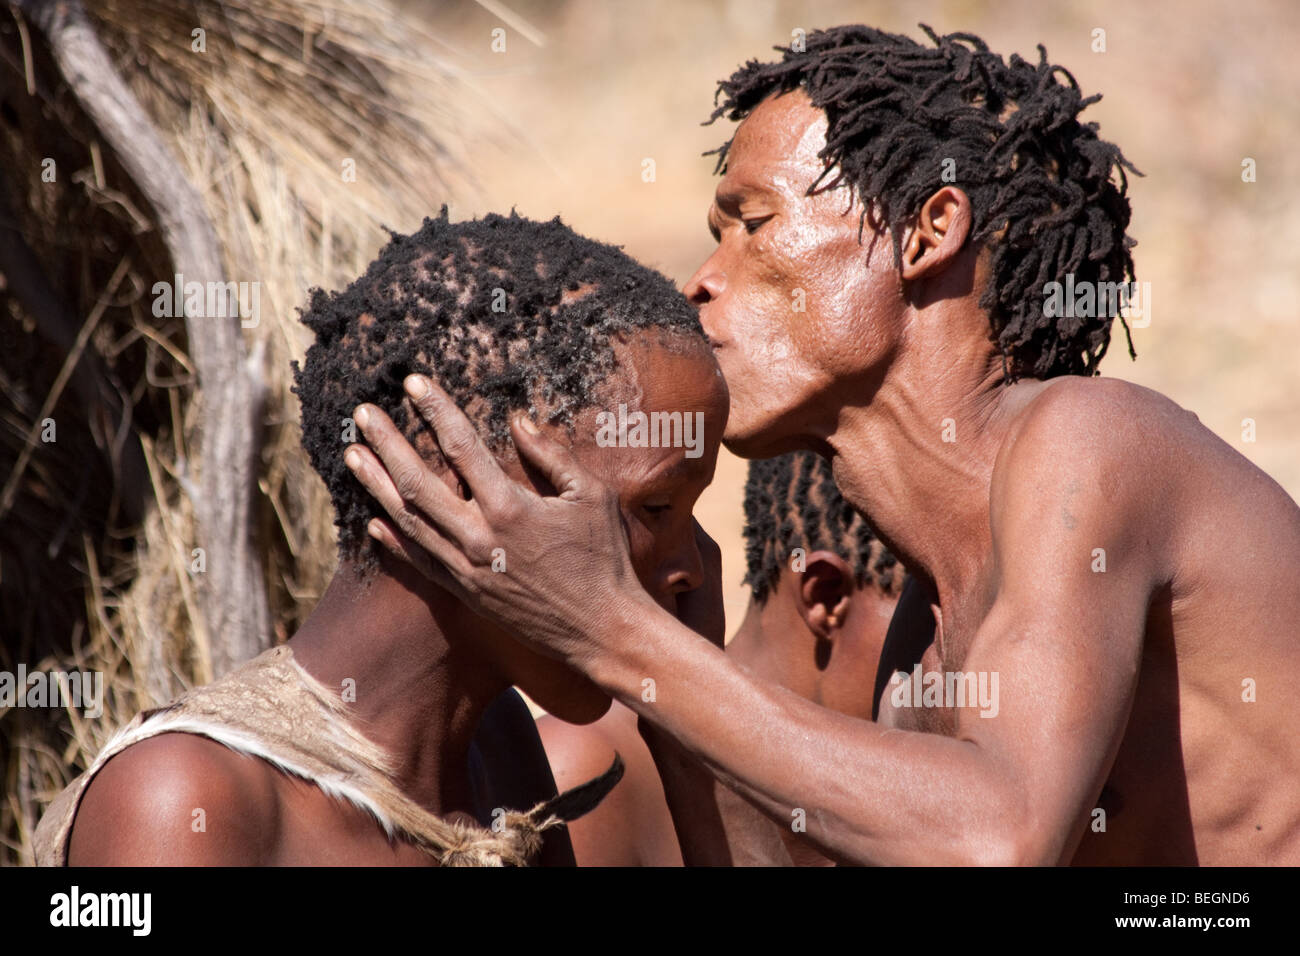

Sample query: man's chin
[722,409,764,458]
[722,433,763,459]
[723,417,796,460]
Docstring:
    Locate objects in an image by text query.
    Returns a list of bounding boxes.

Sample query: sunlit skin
[66,331,727,865]
[540,556,898,867]
[692,100,907,461]
[352,89,1300,865]
[535,705,682,867]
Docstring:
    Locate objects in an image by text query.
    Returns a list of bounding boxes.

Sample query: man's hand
[676,519,726,647]
[344,374,658,671]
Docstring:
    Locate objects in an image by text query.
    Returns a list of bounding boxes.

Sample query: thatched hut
[0,0,500,865]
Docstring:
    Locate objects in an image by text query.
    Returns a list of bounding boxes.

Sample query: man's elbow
[945,789,1063,866]
[959,816,1061,867]
[962,836,1047,867]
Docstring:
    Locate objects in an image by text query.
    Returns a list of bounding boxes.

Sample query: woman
[36,210,728,866]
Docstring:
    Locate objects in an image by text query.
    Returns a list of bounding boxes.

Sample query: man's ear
[900,186,973,281]
[796,550,856,642]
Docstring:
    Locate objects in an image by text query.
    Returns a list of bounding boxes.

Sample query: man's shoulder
[1008,375,1190,454]
[536,705,680,866]
[994,376,1200,496]
[68,731,281,865]
[986,375,1198,568]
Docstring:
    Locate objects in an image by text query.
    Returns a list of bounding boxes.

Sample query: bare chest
[877,599,990,734]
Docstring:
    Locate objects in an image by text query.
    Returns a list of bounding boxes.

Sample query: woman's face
[497,332,730,723]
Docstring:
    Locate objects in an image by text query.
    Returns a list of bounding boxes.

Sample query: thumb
[510,414,596,501]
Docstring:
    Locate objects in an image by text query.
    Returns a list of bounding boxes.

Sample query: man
[348,26,1300,864]
[539,450,906,866]
[34,210,729,865]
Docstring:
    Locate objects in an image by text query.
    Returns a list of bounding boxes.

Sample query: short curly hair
[707,23,1141,380]
[743,451,904,604]
[292,209,706,561]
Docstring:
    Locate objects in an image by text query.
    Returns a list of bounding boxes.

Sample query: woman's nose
[662,538,705,596]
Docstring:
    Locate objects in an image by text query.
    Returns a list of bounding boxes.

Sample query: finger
[510,413,598,501]
[344,439,471,556]
[351,403,469,528]
[683,518,726,646]
[371,520,491,608]
[366,518,456,594]
[692,518,723,575]
[366,517,498,616]
[364,516,435,579]
[402,375,512,509]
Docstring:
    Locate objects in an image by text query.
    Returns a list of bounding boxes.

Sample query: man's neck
[287,553,509,819]
[728,596,820,702]
[728,584,885,720]
[821,300,1052,608]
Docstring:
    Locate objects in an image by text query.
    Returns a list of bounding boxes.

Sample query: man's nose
[683,261,725,306]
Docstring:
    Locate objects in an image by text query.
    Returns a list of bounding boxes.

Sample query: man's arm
[347,377,1161,865]
[637,714,795,865]
[589,412,1154,864]
[640,518,794,866]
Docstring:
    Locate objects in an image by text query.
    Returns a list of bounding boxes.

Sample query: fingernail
[367,519,384,540]
[516,414,538,435]
[404,375,428,399]
[354,405,370,428]
[344,446,361,470]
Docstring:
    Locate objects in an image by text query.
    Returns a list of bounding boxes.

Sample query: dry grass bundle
[1,0,505,865]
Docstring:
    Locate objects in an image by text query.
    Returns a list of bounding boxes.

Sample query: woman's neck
[287,553,510,819]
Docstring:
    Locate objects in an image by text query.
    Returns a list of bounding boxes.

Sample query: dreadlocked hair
[292,208,706,562]
[706,23,1141,380]
[743,451,904,604]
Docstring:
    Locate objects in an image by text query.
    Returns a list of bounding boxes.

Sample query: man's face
[683,89,906,458]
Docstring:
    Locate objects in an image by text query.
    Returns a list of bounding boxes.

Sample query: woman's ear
[796,550,856,641]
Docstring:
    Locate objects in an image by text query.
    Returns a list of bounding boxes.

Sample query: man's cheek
[744,316,797,365]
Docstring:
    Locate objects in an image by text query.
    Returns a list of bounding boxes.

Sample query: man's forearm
[592,598,1031,866]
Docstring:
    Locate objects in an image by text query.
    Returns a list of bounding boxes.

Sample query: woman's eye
[643,503,672,517]
[743,216,773,234]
